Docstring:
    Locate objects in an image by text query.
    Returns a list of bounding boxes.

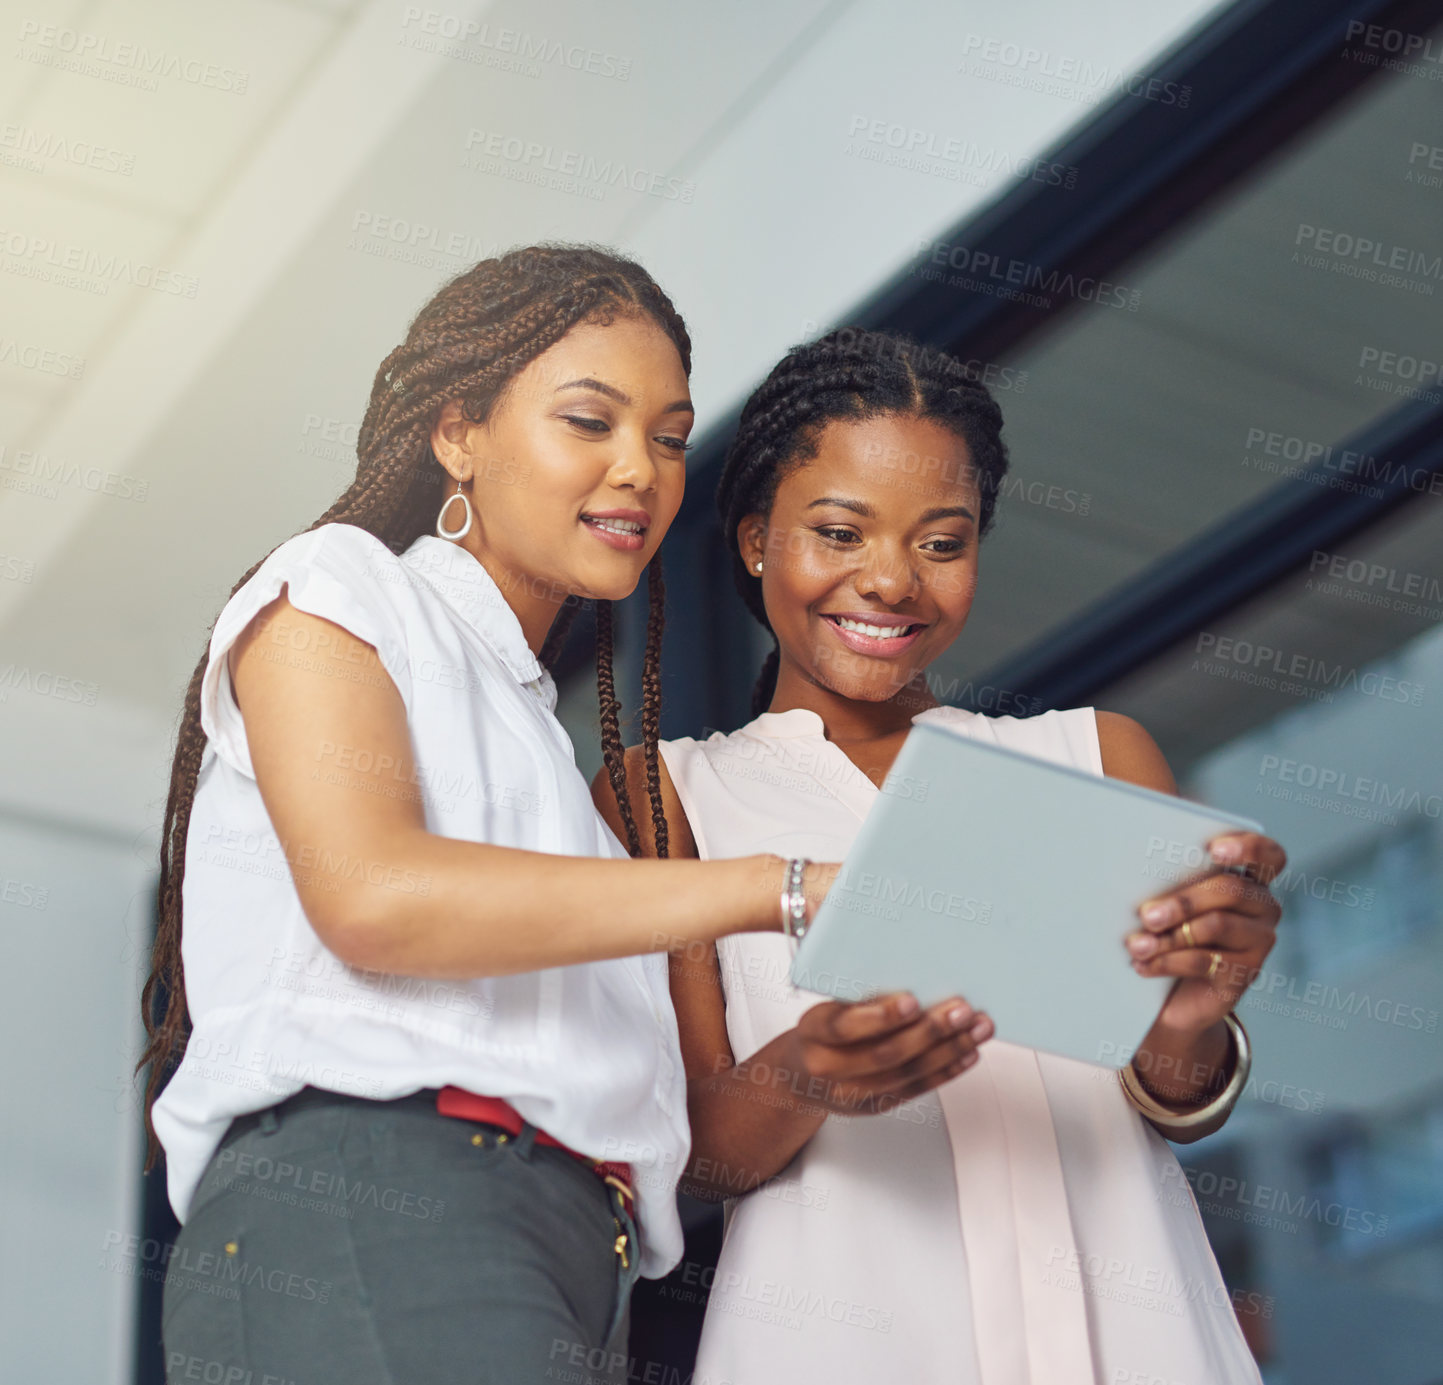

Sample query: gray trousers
[161,1088,642,1385]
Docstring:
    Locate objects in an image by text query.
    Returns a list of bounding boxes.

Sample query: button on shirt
[152,523,689,1276]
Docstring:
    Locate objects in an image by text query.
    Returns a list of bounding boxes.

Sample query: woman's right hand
[784,992,993,1117]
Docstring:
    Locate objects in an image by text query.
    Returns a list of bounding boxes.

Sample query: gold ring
[1207,951,1223,982]
[1178,920,1196,950]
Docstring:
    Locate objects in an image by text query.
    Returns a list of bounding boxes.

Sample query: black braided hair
[715,327,1009,715]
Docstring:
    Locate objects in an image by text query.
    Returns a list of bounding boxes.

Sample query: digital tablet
[789,720,1265,1067]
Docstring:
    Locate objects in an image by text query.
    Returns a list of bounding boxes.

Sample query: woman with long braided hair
[142,245,839,1384]
[595,327,1285,1383]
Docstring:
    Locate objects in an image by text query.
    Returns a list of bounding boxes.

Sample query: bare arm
[231,595,787,978]
[1098,710,1282,1142]
[591,747,825,1198]
[592,746,989,1200]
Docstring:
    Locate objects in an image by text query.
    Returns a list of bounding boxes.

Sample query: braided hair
[715,327,1009,715]
[139,244,687,1161]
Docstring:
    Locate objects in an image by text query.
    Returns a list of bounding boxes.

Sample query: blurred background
[2,0,1441,1380]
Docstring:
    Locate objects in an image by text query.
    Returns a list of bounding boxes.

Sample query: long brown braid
[139,245,687,1164]
[594,556,671,860]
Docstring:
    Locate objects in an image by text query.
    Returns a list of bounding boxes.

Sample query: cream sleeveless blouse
[660,705,1263,1385]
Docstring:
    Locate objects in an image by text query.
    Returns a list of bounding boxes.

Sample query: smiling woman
[137,245,842,1385]
[597,327,1285,1384]
[736,413,985,704]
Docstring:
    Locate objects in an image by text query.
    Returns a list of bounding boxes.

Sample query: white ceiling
[0,0,1236,837]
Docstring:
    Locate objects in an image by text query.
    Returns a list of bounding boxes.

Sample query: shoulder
[923,705,1172,789]
[258,522,406,589]
[203,527,415,774]
[923,704,1102,771]
[213,524,416,702]
[590,743,698,859]
[1093,711,1176,794]
[230,523,411,618]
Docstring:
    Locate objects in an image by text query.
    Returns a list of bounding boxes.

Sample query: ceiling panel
[0,0,1259,833]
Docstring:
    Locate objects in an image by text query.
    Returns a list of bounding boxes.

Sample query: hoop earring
[436,490,474,541]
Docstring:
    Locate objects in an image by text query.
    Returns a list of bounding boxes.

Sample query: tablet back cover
[790,721,1263,1067]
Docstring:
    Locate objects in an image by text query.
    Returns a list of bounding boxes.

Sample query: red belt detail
[435,1087,635,1217]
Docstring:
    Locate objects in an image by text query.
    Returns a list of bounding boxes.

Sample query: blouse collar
[741,703,973,741]
[401,536,554,704]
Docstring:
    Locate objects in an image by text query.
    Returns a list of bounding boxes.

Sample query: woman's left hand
[1126,831,1286,1035]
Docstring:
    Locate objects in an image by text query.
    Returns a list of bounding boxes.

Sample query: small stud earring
[754,561,763,574]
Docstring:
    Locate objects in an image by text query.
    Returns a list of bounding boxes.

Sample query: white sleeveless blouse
[660,705,1262,1385]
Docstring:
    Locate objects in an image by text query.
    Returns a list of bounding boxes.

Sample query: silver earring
[436,490,474,541]
[754,561,763,573]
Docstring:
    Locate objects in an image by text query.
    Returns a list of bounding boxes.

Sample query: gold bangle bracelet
[1119,1014,1251,1137]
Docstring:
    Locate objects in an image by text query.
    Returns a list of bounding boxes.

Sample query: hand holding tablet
[790,722,1269,1068]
